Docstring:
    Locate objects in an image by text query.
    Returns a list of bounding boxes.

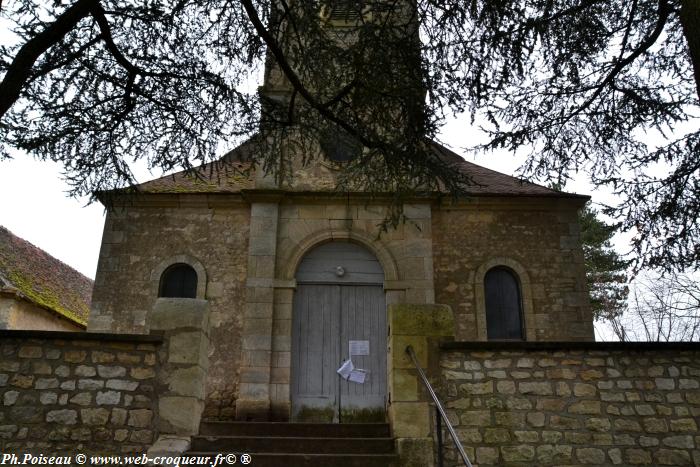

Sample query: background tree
[1,0,699,270]
[603,273,700,341]
[579,203,630,321]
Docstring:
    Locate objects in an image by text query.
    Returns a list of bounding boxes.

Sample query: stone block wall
[0,330,161,454]
[88,197,249,420]
[432,198,592,341]
[438,342,700,466]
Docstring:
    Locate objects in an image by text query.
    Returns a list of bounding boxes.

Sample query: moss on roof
[0,226,92,326]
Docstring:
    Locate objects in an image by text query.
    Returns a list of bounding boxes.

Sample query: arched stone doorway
[291,241,387,423]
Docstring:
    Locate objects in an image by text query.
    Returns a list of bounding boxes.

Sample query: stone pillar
[388,303,455,467]
[237,199,280,420]
[148,298,210,436]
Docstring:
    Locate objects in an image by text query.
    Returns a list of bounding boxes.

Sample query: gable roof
[430,142,586,198]
[0,226,93,327]
[113,138,587,200]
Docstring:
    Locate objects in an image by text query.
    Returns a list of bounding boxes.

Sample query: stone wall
[0,298,83,332]
[0,330,161,454]
[432,198,592,342]
[89,197,250,420]
[438,342,700,466]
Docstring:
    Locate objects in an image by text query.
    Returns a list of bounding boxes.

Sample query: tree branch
[240,0,376,148]
[0,0,94,120]
[679,0,700,101]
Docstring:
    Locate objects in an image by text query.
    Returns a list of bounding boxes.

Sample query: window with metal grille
[484,267,524,340]
[158,263,198,298]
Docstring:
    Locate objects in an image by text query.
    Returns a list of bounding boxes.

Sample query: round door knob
[335,266,346,277]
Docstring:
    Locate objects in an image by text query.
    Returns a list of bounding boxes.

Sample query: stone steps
[189,422,398,467]
[199,421,391,437]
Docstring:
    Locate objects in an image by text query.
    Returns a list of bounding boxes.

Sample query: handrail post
[436,404,444,467]
[405,344,473,467]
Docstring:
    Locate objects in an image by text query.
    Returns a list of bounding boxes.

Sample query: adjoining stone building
[0,226,91,331]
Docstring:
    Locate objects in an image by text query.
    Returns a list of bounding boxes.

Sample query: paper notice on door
[349,340,370,356]
[348,369,367,384]
[336,359,354,380]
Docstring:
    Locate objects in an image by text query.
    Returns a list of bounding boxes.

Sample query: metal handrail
[405,345,473,467]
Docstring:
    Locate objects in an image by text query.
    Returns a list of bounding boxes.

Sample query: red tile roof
[0,226,92,327]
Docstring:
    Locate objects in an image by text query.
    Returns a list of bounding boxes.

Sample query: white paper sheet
[336,359,354,380]
[349,340,370,356]
[348,369,367,384]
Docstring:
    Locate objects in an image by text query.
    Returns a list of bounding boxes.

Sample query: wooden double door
[291,242,387,422]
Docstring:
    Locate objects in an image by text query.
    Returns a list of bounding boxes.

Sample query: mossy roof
[0,226,92,327]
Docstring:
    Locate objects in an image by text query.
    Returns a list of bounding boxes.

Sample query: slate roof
[121,138,587,199]
[0,226,93,327]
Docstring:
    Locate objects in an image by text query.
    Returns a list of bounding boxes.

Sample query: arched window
[484,267,524,340]
[158,263,198,298]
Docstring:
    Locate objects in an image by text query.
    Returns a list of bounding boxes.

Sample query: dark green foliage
[579,203,630,321]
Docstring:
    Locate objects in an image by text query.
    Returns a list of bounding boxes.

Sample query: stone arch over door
[281,229,400,283]
[290,241,388,422]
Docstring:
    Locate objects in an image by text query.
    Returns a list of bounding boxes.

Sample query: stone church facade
[87,138,593,423]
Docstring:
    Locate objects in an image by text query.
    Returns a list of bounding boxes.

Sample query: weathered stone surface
[98,365,126,378]
[460,381,493,395]
[159,397,203,435]
[3,391,19,406]
[128,409,154,428]
[39,392,58,405]
[625,448,653,464]
[75,365,96,377]
[537,444,572,463]
[569,400,601,414]
[654,448,691,465]
[91,351,116,363]
[669,418,697,432]
[501,445,535,462]
[662,435,694,449]
[476,446,499,464]
[106,379,139,391]
[96,391,121,405]
[519,381,553,395]
[69,392,92,406]
[64,350,87,363]
[484,428,510,443]
[10,374,33,389]
[576,448,606,464]
[131,367,155,380]
[18,346,42,359]
[35,378,58,389]
[111,408,127,426]
[78,379,104,390]
[80,408,110,425]
[46,410,77,425]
